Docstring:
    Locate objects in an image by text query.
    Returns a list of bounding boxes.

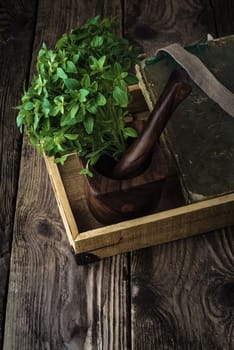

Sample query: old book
[138,35,234,203]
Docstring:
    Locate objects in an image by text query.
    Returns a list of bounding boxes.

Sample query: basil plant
[16,16,139,176]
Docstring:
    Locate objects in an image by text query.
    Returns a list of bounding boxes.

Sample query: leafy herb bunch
[16,16,139,175]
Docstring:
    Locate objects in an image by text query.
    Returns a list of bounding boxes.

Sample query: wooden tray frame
[44,84,234,264]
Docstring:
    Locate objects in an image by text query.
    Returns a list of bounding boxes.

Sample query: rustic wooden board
[131,225,234,349]
[72,194,233,257]
[0,0,37,347]
[3,1,234,349]
[126,1,234,349]
[124,0,216,55]
[3,1,131,349]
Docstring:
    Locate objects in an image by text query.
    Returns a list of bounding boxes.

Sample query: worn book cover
[137,35,234,203]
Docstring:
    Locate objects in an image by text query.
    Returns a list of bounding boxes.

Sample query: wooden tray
[44,83,234,264]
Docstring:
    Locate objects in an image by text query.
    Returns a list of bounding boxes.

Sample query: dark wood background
[0,0,233,349]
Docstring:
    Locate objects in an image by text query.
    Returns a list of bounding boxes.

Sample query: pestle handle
[112,69,192,179]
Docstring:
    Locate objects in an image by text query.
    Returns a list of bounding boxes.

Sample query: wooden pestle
[111,69,192,179]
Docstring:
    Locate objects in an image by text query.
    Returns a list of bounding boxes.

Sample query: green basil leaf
[89,152,100,165]
[72,53,80,63]
[66,60,77,73]
[119,79,127,90]
[91,36,103,47]
[34,113,40,130]
[89,56,98,71]
[81,74,91,89]
[121,72,128,79]
[60,155,68,165]
[55,35,68,49]
[79,167,93,177]
[114,62,122,74]
[70,104,79,119]
[79,89,89,102]
[98,56,106,70]
[16,113,24,130]
[124,127,138,138]
[86,98,97,112]
[83,116,94,134]
[51,106,60,116]
[64,78,79,90]
[102,71,115,81]
[87,104,97,114]
[77,109,86,122]
[88,15,100,26]
[57,67,68,79]
[54,154,68,165]
[57,143,66,152]
[42,98,52,115]
[64,134,78,140]
[90,81,98,92]
[113,86,128,107]
[60,113,76,127]
[24,102,34,111]
[42,98,51,109]
[96,93,106,106]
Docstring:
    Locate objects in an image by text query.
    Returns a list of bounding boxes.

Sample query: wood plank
[124,0,216,55]
[74,194,234,257]
[0,0,37,347]
[44,155,80,245]
[125,1,234,348]
[3,2,234,349]
[131,226,234,349]
[3,1,131,349]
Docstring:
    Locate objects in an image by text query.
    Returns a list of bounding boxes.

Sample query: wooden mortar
[84,69,192,224]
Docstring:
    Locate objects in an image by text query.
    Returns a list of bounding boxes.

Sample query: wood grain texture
[0,0,37,347]
[128,1,234,349]
[4,1,131,349]
[2,1,234,349]
[131,226,234,349]
[124,0,216,54]
[5,146,129,347]
[74,194,234,258]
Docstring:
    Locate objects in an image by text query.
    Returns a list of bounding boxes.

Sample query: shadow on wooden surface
[0,0,233,349]
[0,0,37,348]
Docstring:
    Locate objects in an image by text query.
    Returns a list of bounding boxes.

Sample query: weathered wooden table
[0,1,233,349]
